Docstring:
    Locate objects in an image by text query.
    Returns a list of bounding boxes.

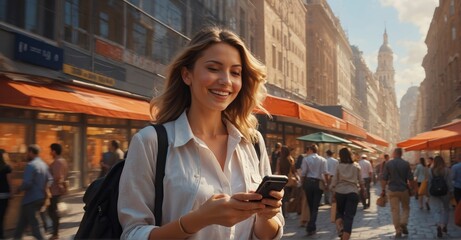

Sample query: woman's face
[182,42,242,113]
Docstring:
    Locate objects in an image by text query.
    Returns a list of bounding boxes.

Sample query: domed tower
[376,28,395,90]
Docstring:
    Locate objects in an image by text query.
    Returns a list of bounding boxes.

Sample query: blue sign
[14,33,63,70]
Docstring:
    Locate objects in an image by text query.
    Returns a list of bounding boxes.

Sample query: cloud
[378,0,437,104]
[380,0,438,35]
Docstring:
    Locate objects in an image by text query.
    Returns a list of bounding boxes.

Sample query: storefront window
[85,127,128,186]
[0,123,28,171]
[35,124,81,191]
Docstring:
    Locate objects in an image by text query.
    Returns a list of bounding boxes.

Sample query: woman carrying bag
[415,157,430,210]
[428,156,453,238]
[331,148,365,240]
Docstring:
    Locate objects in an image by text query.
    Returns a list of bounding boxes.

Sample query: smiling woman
[118,27,285,240]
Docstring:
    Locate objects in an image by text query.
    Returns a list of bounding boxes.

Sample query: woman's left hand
[256,189,284,220]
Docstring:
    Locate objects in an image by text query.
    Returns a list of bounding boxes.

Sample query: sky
[328,0,439,106]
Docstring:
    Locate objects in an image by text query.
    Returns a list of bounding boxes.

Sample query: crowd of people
[270,142,461,239]
[0,140,124,240]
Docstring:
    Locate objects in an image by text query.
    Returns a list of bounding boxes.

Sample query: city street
[7,184,461,240]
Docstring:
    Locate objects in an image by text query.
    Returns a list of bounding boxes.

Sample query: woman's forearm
[148,210,210,240]
[253,216,281,239]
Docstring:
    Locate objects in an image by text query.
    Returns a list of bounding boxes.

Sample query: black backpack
[75,124,168,239]
[429,169,448,197]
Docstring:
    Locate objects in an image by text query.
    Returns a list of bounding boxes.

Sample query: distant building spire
[384,27,388,45]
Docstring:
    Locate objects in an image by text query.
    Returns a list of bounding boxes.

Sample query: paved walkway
[7,185,461,239]
[283,185,461,239]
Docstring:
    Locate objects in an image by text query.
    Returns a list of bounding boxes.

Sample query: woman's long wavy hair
[150,26,269,142]
[432,156,446,176]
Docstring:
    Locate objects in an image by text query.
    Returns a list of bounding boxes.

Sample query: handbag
[376,195,387,207]
[455,200,461,227]
[286,171,299,188]
[330,202,337,223]
[418,180,428,196]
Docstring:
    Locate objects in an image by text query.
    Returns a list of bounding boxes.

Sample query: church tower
[376,28,395,91]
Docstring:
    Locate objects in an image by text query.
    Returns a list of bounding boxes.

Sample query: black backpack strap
[253,142,261,161]
[152,124,168,226]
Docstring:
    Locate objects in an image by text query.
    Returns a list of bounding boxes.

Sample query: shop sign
[95,38,123,62]
[14,33,63,70]
[63,64,115,87]
[123,50,156,73]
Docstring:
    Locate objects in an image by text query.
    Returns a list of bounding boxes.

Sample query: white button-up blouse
[118,111,284,239]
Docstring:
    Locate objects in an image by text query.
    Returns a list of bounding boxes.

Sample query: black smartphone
[254,175,288,199]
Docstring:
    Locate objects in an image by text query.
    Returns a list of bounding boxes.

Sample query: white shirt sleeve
[118,128,159,240]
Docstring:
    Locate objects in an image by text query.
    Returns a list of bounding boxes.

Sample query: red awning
[0,77,152,120]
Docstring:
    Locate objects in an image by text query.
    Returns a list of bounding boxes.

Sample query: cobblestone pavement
[283,185,461,239]
[7,185,461,239]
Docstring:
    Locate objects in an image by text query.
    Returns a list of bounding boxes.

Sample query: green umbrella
[297,132,351,144]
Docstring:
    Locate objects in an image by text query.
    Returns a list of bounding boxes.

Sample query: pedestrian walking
[381,148,415,238]
[358,154,373,209]
[324,150,338,205]
[414,157,430,210]
[301,144,328,236]
[375,154,389,182]
[451,153,461,204]
[48,143,69,240]
[109,140,124,161]
[295,147,310,227]
[331,147,365,240]
[117,26,284,239]
[13,144,53,240]
[0,149,12,239]
[428,156,452,238]
[271,142,282,174]
[276,145,297,217]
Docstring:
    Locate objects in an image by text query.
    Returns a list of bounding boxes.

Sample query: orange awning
[365,132,389,147]
[0,78,151,120]
[258,95,348,133]
[349,139,375,152]
[403,120,461,151]
[346,122,367,138]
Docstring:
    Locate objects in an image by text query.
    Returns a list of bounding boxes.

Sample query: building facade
[400,86,419,140]
[254,0,307,101]
[416,0,461,131]
[305,0,337,105]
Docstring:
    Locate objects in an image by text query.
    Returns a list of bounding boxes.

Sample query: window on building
[1,0,55,39]
[150,0,184,33]
[272,45,276,68]
[450,0,455,16]
[278,51,282,71]
[64,0,90,49]
[452,27,456,40]
[95,0,123,44]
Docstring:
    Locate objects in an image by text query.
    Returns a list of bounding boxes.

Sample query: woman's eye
[231,71,241,76]
[208,67,218,72]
